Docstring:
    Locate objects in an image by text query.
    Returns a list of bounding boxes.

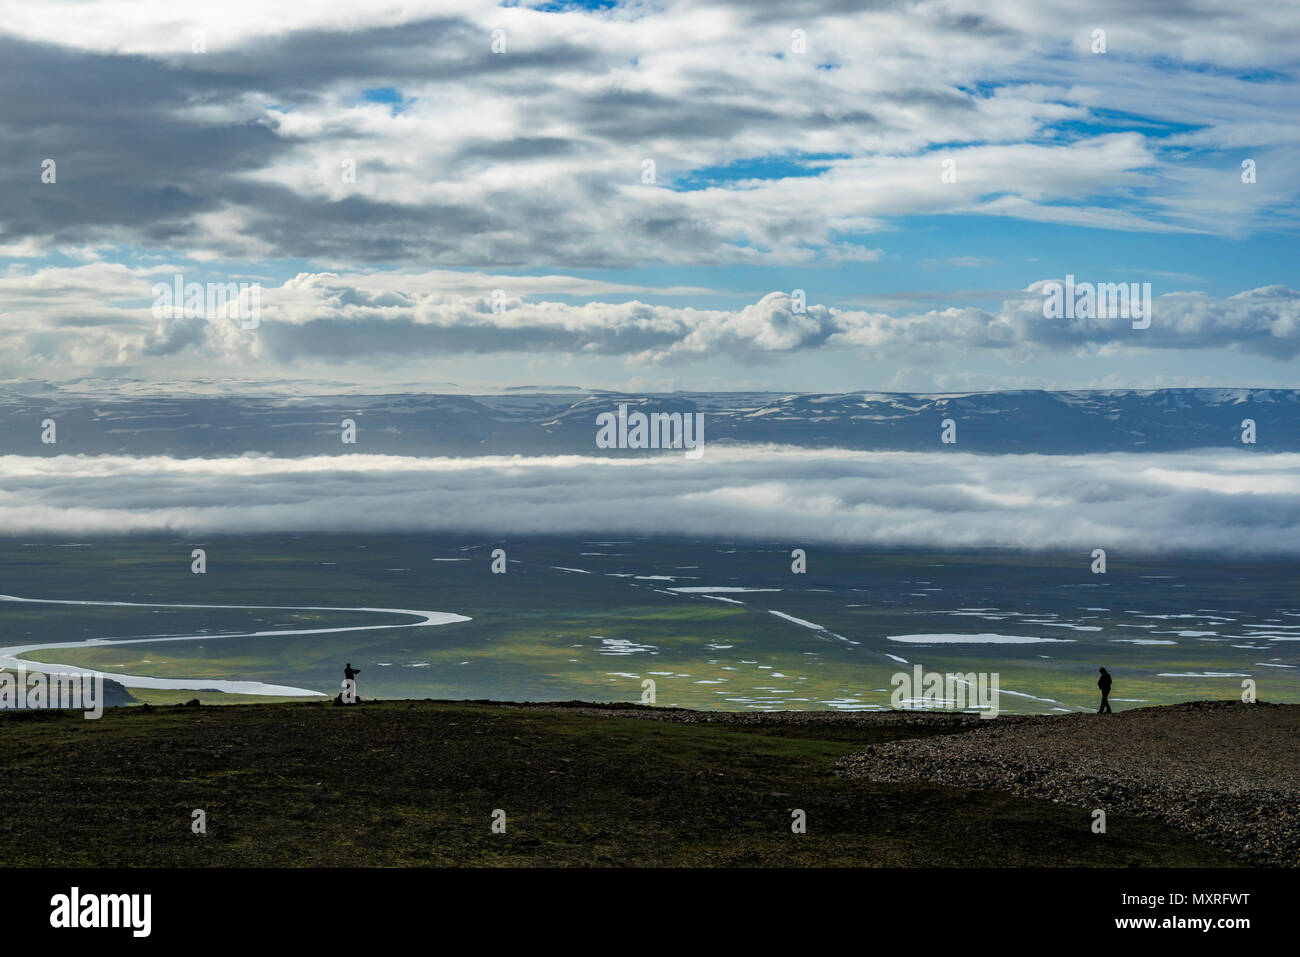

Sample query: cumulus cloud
[2,264,1299,375]
[2,447,1298,556]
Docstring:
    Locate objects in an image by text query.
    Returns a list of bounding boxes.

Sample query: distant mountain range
[1,387,1295,456]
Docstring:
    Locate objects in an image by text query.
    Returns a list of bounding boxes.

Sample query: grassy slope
[0,700,1241,867]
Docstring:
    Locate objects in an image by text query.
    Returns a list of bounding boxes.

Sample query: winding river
[0,594,471,696]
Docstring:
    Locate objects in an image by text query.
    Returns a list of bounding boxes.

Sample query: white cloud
[3,447,1297,555]
[1,0,1295,265]
[2,265,1298,378]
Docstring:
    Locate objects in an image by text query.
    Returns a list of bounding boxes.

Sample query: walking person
[1097,666,1113,714]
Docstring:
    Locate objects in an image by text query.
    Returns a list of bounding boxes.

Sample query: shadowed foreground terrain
[0,700,1252,867]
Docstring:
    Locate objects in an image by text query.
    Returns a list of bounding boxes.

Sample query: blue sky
[0,0,1296,393]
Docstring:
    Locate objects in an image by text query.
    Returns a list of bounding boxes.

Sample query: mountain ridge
[1,387,1294,456]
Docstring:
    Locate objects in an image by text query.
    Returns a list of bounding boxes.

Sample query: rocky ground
[834,700,1299,868]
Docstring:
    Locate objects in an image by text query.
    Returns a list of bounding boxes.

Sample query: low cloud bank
[2,447,1298,556]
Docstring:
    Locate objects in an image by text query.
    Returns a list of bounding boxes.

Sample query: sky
[1,0,1297,394]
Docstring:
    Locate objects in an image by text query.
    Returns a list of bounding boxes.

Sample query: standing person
[1097,667,1112,714]
[342,662,361,704]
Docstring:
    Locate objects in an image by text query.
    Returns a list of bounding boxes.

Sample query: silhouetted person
[336,662,361,705]
[1097,667,1112,714]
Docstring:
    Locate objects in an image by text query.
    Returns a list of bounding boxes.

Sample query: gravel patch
[835,700,1300,867]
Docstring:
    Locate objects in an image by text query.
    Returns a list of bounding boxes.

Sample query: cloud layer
[1,1,1296,392]
[3,264,1299,378]
[4,447,1298,556]
[2,0,1297,266]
